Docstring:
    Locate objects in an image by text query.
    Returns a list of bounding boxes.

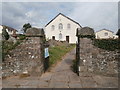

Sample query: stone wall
[2,28,45,77]
[79,38,118,76]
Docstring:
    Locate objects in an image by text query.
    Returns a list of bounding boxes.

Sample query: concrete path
[2,48,118,88]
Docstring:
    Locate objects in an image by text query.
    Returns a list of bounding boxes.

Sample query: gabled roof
[45,13,82,27]
[96,29,114,33]
[2,25,18,32]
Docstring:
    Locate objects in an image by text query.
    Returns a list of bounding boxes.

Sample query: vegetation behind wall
[2,35,26,61]
[93,39,120,51]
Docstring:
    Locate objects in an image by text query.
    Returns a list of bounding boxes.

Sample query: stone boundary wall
[79,38,118,76]
[2,28,45,77]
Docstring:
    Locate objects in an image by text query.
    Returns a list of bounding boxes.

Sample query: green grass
[49,44,75,66]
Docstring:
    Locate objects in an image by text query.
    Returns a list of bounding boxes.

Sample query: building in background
[95,29,118,39]
[0,25,3,41]
[1,25,18,38]
[45,13,82,43]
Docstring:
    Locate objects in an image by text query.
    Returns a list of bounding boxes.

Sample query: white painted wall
[0,25,3,41]
[113,34,118,39]
[0,25,3,34]
[95,30,114,39]
[6,28,13,35]
[45,14,81,44]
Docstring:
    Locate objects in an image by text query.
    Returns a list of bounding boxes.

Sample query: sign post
[44,48,49,58]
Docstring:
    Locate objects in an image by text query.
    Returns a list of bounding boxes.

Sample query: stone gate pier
[76,27,95,75]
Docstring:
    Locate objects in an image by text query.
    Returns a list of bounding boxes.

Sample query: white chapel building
[45,13,82,44]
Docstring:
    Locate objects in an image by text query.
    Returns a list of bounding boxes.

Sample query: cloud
[2,2,118,33]
[69,2,118,33]
[2,2,74,31]
[0,2,2,25]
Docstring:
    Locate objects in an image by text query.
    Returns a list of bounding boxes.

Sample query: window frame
[104,32,108,36]
[67,23,71,29]
[59,23,63,30]
[51,25,55,31]
[59,33,62,40]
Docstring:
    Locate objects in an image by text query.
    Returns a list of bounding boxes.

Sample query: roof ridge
[45,13,82,27]
[96,29,114,33]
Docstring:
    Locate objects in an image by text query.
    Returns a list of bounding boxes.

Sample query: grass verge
[49,44,75,66]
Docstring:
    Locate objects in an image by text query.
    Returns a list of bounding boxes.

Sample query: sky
[1,2,118,33]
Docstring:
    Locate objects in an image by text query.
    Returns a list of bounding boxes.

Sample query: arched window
[59,23,63,30]
[51,25,55,30]
[67,23,71,29]
[59,33,62,40]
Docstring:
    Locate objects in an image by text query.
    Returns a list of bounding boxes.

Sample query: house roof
[45,13,82,27]
[96,29,114,33]
[2,25,18,32]
[77,27,95,36]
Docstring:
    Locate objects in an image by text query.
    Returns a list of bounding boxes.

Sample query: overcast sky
[1,2,118,33]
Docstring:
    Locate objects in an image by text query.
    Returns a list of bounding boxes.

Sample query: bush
[18,35,26,40]
[93,39,120,51]
[71,60,78,73]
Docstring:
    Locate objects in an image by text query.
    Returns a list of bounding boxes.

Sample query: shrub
[93,39,120,51]
[18,35,26,40]
[71,60,78,73]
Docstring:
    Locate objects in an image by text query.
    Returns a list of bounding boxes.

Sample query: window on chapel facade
[59,23,63,30]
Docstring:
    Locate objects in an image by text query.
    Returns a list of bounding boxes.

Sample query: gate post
[25,28,45,76]
[76,27,95,76]
[76,28,80,75]
[44,43,49,72]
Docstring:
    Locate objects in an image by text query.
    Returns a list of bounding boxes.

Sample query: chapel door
[52,36,55,40]
[66,36,69,43]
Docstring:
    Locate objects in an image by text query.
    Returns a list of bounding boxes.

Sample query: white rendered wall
[45,14,81,44]
[95,30,113,39]
[0,25,3,34]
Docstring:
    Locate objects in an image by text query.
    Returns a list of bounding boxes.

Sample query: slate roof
[96,29,114,33]
[2,25,17,32]
[45,13,82,27]
[77,27,95,36]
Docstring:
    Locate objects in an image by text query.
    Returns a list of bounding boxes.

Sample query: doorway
[52,36,55,40]
[66,36,69,43]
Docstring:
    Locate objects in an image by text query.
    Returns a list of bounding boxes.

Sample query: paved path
[2,48,118,88]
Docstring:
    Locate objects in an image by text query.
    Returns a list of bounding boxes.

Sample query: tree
[2,27,9,40]
[23,23,32,33]
[116,29,120,39]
